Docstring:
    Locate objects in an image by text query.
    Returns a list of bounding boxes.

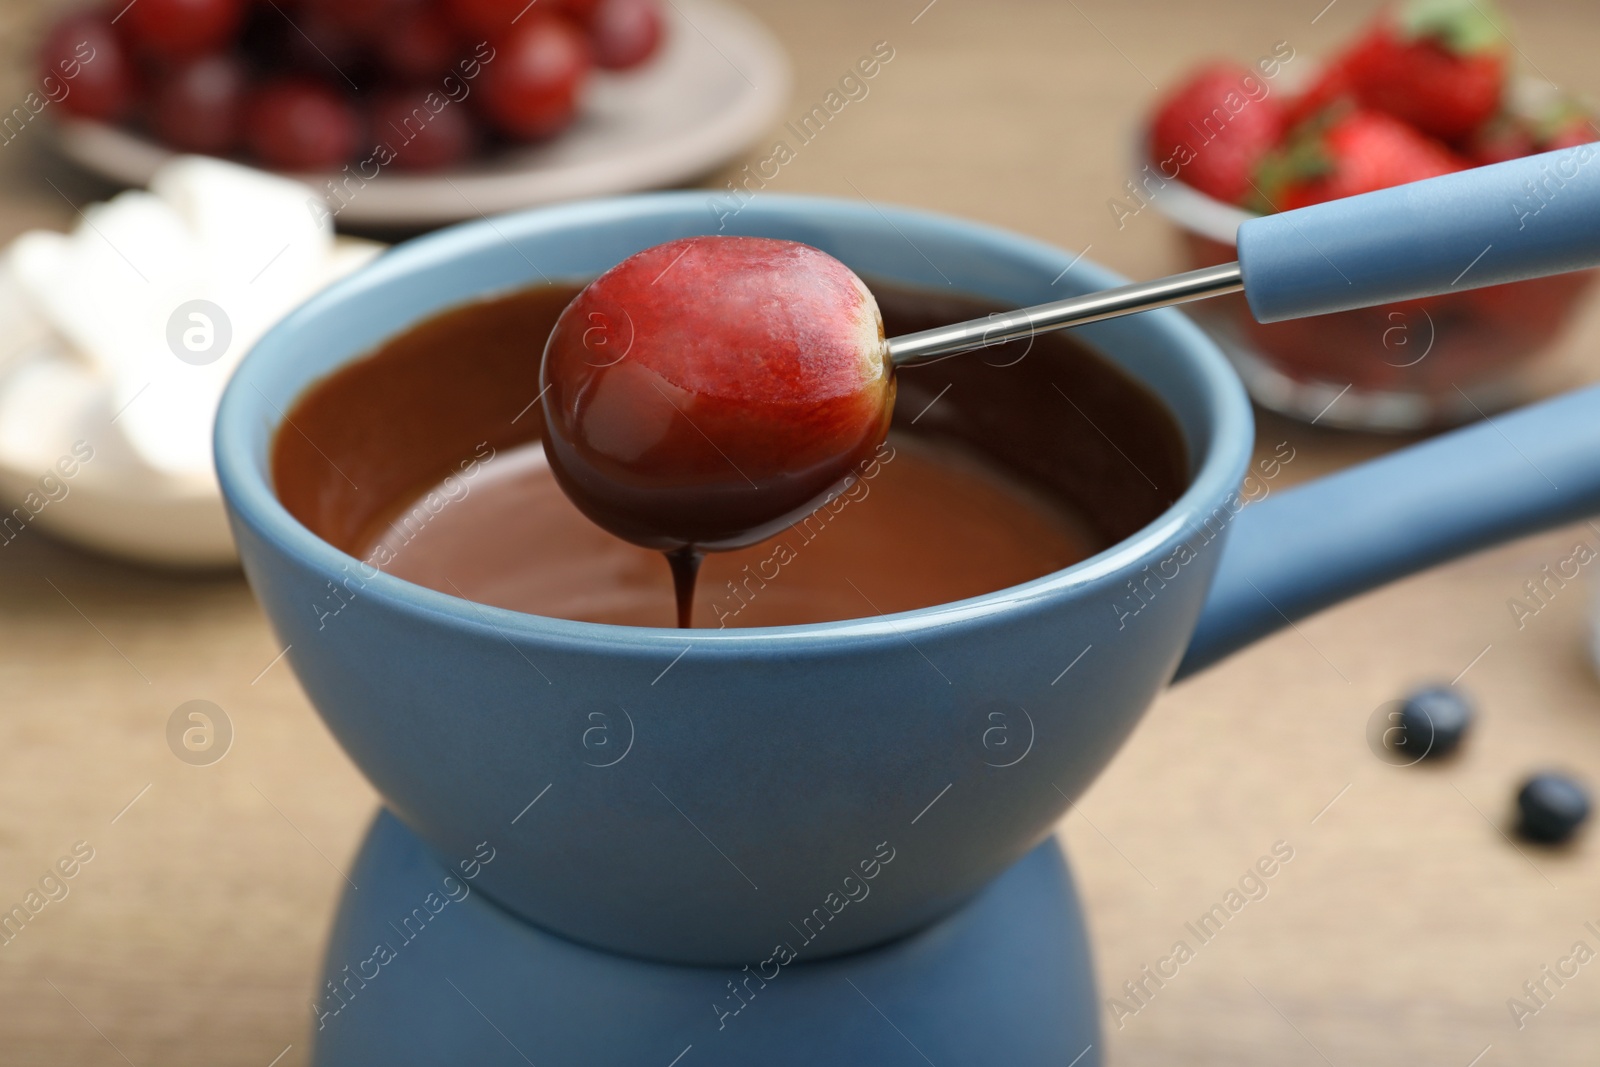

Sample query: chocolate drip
[666,546,703,629]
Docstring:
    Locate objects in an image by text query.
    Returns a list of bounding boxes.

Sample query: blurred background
[0,0,1598,1063]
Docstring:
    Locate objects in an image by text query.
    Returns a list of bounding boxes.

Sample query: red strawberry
[1254,110,1466,211]
[1466,112,1536,165]
[1283,58,1356,129]
[1340,0,1509,143]
[1149,63,1287,205]
[1542,111,1599,151]
[1467,97,1599,164]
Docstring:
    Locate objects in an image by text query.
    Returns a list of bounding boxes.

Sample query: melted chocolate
[272,281,1188,629]
[665,546,702,629]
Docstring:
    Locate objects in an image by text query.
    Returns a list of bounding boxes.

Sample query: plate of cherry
[41,0,789,226]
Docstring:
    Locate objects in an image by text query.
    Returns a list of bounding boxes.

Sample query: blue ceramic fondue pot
[216,193,1600,965]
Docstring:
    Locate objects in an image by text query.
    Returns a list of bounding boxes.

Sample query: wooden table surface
[2,0,1599,1063]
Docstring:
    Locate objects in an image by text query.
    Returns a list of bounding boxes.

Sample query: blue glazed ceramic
[310,810,1100,1067]
[216,193,1600,965]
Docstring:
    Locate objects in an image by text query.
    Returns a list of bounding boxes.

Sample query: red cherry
[540,236,895,552]
[369,89,477,170]
[587,0,662,70]
[37,12,134,121]
[121,0,245,62]
[477,15,590,140]
[151,54,246,154]
[244,79,361,170]
[378,5,464,80]
[443,0,529,38]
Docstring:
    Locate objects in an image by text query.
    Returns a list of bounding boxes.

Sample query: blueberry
[1394,685,1473,759]
[1516,772,1591,844]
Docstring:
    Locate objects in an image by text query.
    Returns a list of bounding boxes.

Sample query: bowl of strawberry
[36,0,789,226]
[1144,0,1598,430]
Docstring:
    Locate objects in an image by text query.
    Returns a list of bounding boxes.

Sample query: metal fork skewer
[886,262,1245,366]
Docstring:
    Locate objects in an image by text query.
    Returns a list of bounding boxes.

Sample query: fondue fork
[887,143,1600,366]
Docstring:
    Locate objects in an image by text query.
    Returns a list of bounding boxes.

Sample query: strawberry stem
[1396,0,1510,55]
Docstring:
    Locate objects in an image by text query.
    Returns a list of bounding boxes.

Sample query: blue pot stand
[311,810,1101,1067]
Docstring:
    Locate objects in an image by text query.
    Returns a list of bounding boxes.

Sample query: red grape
[541,236,894,553]
[587,0,662,70]
[245,79,362,170]
[379,5,463,80]
[477,15,589,140]
[121,0,245,62]
[38,12,134,121]
[305,0,414,39]
[552,0,602,21]
[443,0,531,38]
[235,3,295,70]
[369,89,477,170]
[151,54,246,154]
[280,8,370,76]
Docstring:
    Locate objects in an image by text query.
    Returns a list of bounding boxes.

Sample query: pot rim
[215,192,1255,655]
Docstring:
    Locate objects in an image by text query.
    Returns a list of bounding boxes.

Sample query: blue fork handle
[894,146,1600,366]
[1238,143,1600,322]
[1178,382,1600,679]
